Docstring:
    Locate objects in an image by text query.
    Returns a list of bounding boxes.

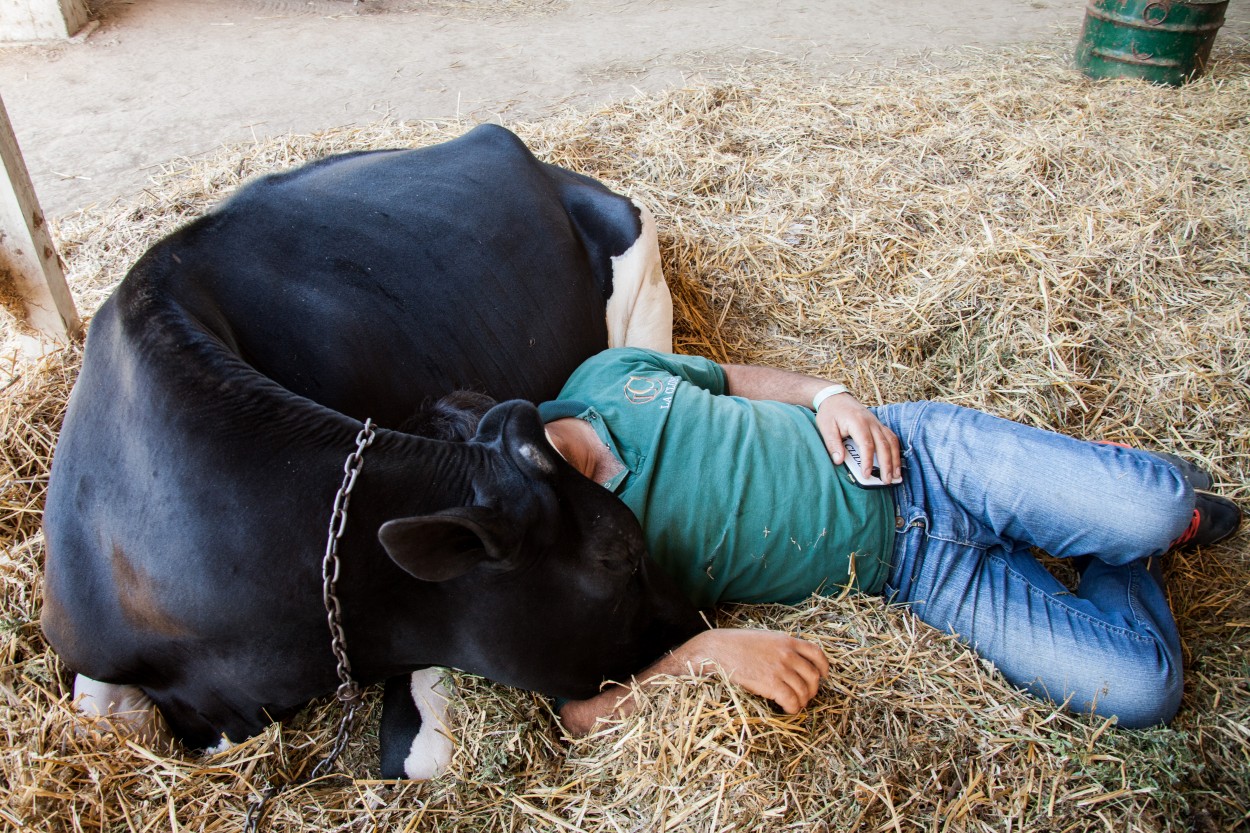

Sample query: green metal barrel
[1074,0,1228,86]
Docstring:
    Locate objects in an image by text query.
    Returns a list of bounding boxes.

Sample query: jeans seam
[993,553,1156,645]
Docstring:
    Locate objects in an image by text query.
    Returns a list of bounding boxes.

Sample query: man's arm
[720,363,902,483]
[558,628,829,737]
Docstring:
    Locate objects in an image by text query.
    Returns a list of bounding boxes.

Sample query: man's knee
[1070,655,1183,729]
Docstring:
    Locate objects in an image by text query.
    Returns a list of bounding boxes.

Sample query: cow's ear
[379,507,516,582]
[476,400,559,480]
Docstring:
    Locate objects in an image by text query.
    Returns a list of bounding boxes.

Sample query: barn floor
[5,0,1245,218]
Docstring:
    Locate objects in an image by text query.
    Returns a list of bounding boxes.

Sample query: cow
[41,124,703,779]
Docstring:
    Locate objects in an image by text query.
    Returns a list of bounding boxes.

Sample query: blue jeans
[872,402,1193,728]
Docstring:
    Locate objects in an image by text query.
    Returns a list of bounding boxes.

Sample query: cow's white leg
[606,200,673,352]
[402,667,454,780]
[72,674,173,747]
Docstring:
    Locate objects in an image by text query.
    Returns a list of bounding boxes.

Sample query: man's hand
[815,392,901,484]
[557,628,829,736]
[686,628,829,714]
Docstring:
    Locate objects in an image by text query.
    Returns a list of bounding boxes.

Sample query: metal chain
[242,784,278,833]
[243,418,377,831]
[312,417,375,771]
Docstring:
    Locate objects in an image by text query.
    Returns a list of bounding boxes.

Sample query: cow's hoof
[401,668,454,780]
[72,674,174,748]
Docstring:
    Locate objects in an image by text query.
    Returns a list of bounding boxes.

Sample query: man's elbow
[557,700,595,737]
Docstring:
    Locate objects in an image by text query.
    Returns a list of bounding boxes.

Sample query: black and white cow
[42,124,702,778]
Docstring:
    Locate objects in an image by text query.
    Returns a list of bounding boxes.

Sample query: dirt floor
[0,0,1204,218]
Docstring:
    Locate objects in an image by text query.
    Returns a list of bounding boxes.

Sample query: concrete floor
[1,0,1247,219]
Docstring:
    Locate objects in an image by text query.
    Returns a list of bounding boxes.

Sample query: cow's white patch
[606,200,673,352]
[72,674,173,747]
[205,736,235,755]
[403,667,454,780]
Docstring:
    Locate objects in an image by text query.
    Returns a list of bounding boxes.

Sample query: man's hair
[398,391,497,441]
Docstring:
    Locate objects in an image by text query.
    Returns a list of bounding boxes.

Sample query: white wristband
[811,384,849,411]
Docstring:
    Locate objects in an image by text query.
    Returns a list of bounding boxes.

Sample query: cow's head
[378,400,704,699]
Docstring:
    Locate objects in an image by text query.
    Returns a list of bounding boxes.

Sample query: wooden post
[0,0,89,42]
[0,93,81,344]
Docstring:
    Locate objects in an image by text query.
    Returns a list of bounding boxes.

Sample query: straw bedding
[2,37,1247,832]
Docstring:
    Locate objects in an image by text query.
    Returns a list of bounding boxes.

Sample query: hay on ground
[2,35,1248,833]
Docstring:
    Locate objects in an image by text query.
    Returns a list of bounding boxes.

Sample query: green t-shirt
[551,348,895,609]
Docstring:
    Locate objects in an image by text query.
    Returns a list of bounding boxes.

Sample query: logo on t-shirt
[624,376,663,404]
[624,374,679,408]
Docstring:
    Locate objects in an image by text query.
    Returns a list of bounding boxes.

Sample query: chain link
[243,418,376,831]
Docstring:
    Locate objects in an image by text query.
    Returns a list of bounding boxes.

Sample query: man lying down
[387,345,1239,774]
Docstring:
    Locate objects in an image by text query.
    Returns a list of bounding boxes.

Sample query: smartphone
[840,437,895,489]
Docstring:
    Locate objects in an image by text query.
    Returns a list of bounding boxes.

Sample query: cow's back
[166,123,641,424]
